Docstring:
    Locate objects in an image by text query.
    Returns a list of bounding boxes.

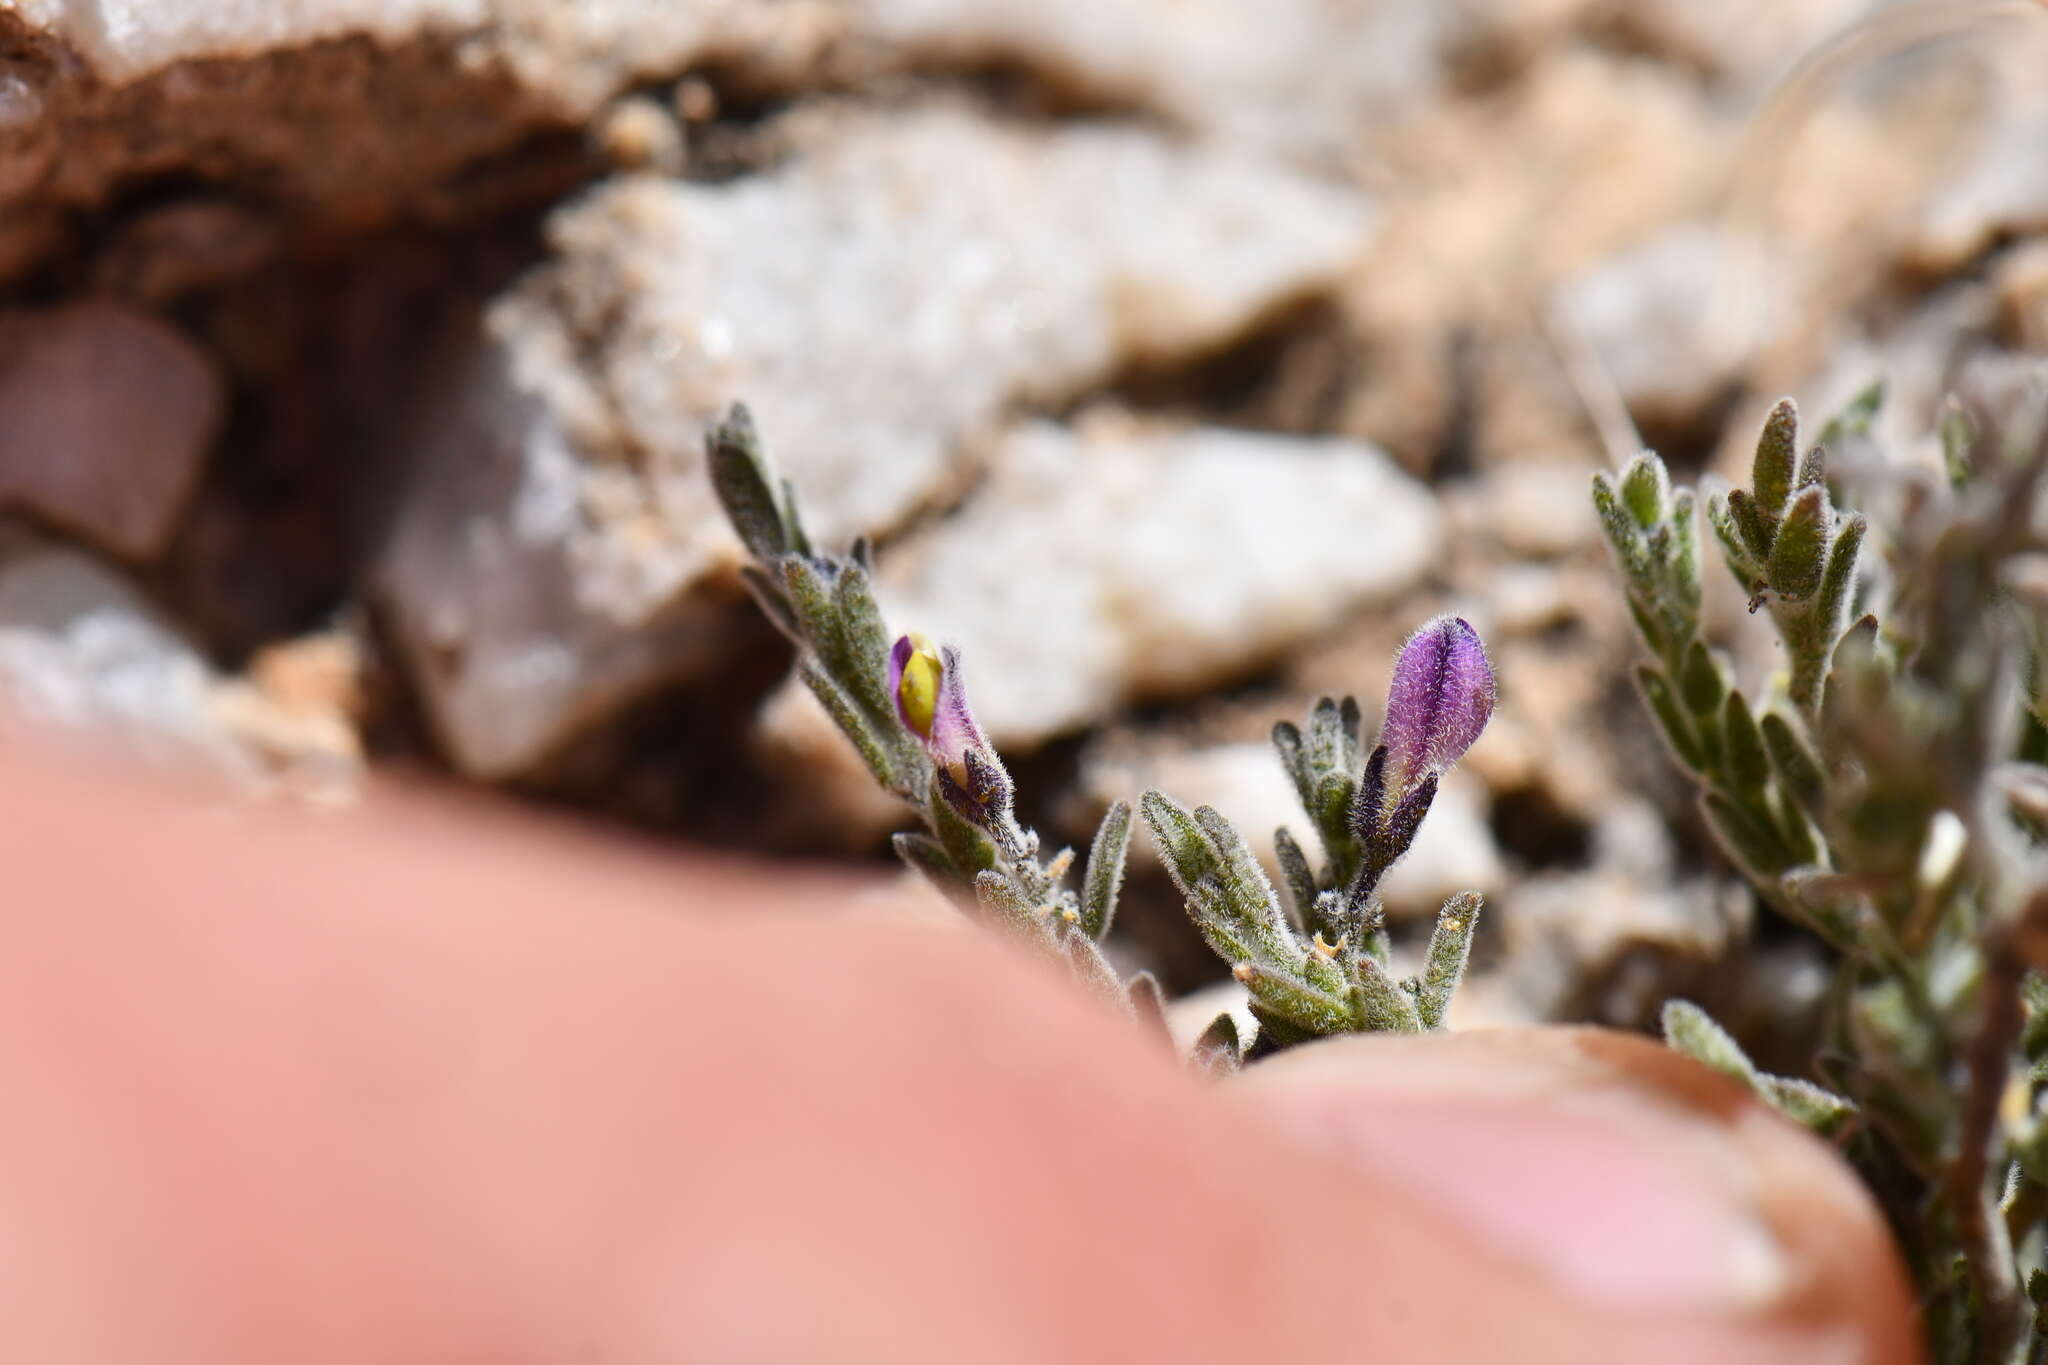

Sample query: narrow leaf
[1272,720,1310,807]
[1762,1076,1857,1139]
[892,832,959,900]
[799,661,898,789]
[1679,639,1726,715]
[1814,514,1866,646]
[1722,691,1770,794]
[1125,970,1171,1043]
[1234,963,1354,1036]
[974,871,1046,940]
[1766,485,1831,601]
[1759,711,1825,817]
[1727,488,1775,565]
[1706,491,1763,589]
[1751,397,1798,517]
[1062,930,1125,1006]
[1417,892,1482,1029]
[1138,789,1212,896]
[1619,451,1668,527]
[1079,800,1133,940]
[1637,666,1706,771]
[1192,1012,1242,1076]
[1351,956,1425,1034]
[705,404,788,560]
[830,564,896,723]
[1702,789,1792,880]
[1274,825,1318,932]
[1593,472,1656,589]
[1662,1000,1761,1089]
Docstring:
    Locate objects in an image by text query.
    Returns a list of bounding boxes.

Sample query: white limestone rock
[876,415,1438,746]
[379,106,1373,778]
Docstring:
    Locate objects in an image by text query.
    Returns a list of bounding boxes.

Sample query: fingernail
[1235,1031,1793,1315]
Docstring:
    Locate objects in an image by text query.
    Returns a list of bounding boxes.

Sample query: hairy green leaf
[1079,800,1133,941]
[1767,485,1831,601]
[1417,892,1482,1029]
[1752,397,1799,517]
[1663,1000,1761,1089]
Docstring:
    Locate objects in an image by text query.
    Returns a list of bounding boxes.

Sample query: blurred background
[3,0,2046,1051]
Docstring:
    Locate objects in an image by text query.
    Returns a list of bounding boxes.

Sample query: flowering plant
[1596,386,2048,1363]
[707,404,1496,1067]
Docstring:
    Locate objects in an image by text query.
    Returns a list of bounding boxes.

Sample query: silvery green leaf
[705,404,788,560]
[892,832,959,899]
[1079,799,1133,940]
[1722,690,1770,794]
[777,476,812,556]
[1125,970,1170,1041]
[1308,695,1347,772]
[1679,639,1726,715]
[1337,695,1364,768]
[1760,711,1825,816]
[1727,488,1775,564]
[1619,450,1669,527]
[780,555,841,659]
[1702,789,1791,880]
[1184,878,1257,966]
[1192,1011,1243,1075]
[974,871,1046,940]
[1667,487,1701,611]
[1234,962,1354,1035]
[1193,805,1295,960]
[1766,485,1831,601]
[1592,472,1656,589]
[1417,891,1482,1029]
[1350,955,1424,1033]
[799,661,898,789]
[1271,720,1311,806]
[830,563,895,723]
[1662,999,1762,1089]
[737,563,800,641]
[1273,825,1317,931]
[1638,666,1706,772]
[1815,514,1866,646]
[1752,397,1799,517]
[1623,591,1668,657]
[1061,929,1125,1006]
[1763,1076,1857,1139]
[1705,490,1763,589]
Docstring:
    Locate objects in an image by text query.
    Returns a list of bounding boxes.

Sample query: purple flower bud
[1381,615,1494,796]
[889,633,987,774]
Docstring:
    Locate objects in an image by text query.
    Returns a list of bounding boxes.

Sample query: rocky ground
[4,0,2047,1044]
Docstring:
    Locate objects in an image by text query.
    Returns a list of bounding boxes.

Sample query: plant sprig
[1596,386,2048,1364]
[710,404,1499,1066]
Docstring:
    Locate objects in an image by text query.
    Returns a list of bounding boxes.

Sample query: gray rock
[1552,225,1746,435]
[0,302,224,560]
[0,545,358,793]
[379,106,1372,779]
[877,415,1439,746]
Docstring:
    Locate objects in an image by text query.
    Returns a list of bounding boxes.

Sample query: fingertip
[1232,1027,1922,1364]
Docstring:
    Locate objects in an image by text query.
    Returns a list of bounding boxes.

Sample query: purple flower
[889,633,987,774]
[1380,615,1494,797]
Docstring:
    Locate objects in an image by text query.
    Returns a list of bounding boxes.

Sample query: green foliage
[707,404,1154,1027]
[713,402,1496,1071]
[1596,389,2048,1364]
